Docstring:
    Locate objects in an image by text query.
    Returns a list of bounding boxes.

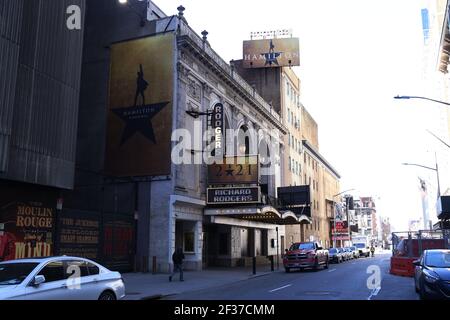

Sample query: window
[288,156,291,171]
[65,260,89,278]
[0,263,38,285]
[87,262,100,275]
[287,108,291,123]
[304,153,306,163]
[38,261,65,283]
[184,232,195,253]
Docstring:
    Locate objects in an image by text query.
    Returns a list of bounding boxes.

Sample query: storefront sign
[208,156,259,185]
[207,187,261,205]
[331,221,349,240]
[0,202,55,261]
[57,210,100,260]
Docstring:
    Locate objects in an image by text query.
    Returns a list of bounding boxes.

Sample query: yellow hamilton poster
[105,33,174,177]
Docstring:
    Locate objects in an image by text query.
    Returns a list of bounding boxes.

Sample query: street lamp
[394,95,450,107]
[332,189,355,248]
[401,155,440,197]
[402,155,441,230]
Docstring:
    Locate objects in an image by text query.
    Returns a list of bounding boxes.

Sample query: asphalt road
[165,253,419,300]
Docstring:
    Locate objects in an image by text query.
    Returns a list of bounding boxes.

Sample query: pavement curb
[248,271,274,279]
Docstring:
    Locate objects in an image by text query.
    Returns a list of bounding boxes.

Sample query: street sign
[207,187,261,205]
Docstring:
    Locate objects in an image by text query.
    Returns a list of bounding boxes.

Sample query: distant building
[352,197,378,244]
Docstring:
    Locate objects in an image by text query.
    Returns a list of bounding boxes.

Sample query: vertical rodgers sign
[105,33,174,176]
[212,103,224,159]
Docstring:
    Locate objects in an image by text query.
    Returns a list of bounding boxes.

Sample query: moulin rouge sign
[0,202,55,261]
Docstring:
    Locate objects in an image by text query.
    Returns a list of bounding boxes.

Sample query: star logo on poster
[112,103,168,145]
[262,40,282,66]
[112,64,169,146]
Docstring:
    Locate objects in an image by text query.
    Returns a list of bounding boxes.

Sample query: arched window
[237,125,251,156]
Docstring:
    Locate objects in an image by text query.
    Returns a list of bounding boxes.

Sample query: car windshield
[0,263,39,285]
[425,251,450,268]
[329,248,337,253]
[355,243,365,248]
[290,243,315,250]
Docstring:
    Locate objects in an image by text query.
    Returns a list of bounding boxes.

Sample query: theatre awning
[204,205,311,225]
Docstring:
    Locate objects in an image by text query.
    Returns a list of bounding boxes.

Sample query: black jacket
[172,251,185,265]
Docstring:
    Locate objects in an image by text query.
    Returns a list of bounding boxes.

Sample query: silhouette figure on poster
[134,64,149,107]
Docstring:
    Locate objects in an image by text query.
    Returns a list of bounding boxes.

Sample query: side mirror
[412,260,420,267]
[31,275,46,287]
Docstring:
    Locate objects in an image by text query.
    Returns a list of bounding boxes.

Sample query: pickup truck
[283,242,329,272]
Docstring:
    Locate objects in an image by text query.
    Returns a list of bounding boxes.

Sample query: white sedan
[0,256,125,300]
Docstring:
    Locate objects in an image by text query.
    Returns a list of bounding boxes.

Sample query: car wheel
[313,258,319,271]
[285,267,290,273]
[99,291,117,301]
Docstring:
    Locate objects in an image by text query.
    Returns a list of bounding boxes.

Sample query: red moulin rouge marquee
[0,202,55,261]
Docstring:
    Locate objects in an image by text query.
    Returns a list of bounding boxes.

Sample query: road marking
[269,284,292,293]
[367,287,381,300]
[328,269,337,273]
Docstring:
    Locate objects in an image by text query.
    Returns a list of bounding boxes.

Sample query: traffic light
[346,196,354,210]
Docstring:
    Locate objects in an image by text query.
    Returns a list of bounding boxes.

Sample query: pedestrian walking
[370,245,375,257]
[169,247,185,282]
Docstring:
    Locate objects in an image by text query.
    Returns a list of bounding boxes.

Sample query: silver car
[0,256,125,300]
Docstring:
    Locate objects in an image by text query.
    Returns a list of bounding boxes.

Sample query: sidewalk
[122,265,277,300]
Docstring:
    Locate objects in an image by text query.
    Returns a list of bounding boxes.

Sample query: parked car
[283,242,329,272]
[354,243,370,257]
[337,248,347,261]
[344,248,354,260]
[350,246,360,259]
[414,249,450,300]
[0,256,125,300]
[328,248,343,264]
